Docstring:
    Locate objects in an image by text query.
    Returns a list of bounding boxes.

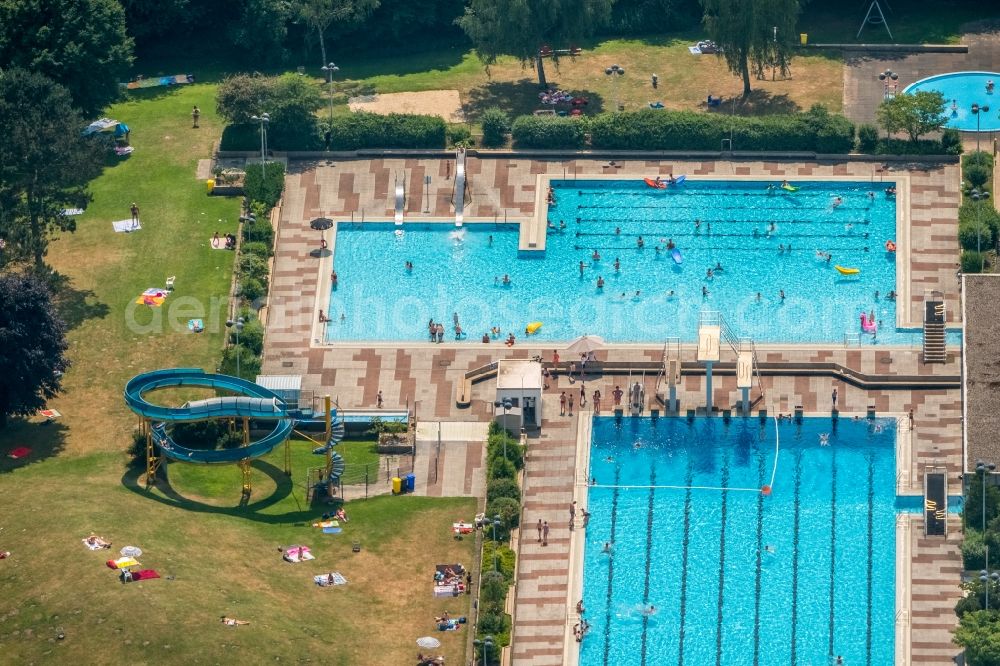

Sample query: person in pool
[596,276,605,289]
[637,236,645,248]
[592,249,601,261]
[614,257,621,272]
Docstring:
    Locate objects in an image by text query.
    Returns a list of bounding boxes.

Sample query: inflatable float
[885,240,896,252]
[671,248,684,264]
[860,312,877,334]
[781,183,799,192]
[834,265,860,275]
[525,322,542,335]
[643,175,686,189]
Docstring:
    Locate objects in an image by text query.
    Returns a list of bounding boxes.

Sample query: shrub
[963,529,987,570]
[239,254,270,283]
[447,124,472,147]
[488,432,523,470]
[230,318,264,355]
[486,496,520,538]
[488,457,517,481]
[477,610,510,636]
[128,428,147,466]
[875,138,951,155]
[217,431,245,449]
[239,277,267,302]
[487,477,521,503]
[966,164,991,189]
[857,124,879,153]
[480,108,511,148]
[243,219,275,246]
[480,570,507,608]
[482,541,516,585]
[963,150,994,171]
[219,123,259,151]
[961,251,988,274]
[327,112,446,150]
[942,128,963,155]
[170,420,226,448]
[511,115,587,149]
[244,161,285,210]
[242,241,272,259]
[219,344,261,379]
[959,222,994,252]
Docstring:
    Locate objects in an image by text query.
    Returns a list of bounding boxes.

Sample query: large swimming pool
[581,416,897,666]
[904,71,1000,132]
[327,179,909,344]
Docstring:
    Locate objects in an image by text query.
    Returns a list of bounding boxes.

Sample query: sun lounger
[452,522,474,535]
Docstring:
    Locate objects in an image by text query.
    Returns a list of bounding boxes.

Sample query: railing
[844,332,862,348]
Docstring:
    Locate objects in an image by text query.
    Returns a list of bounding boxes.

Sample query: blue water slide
[124,368,295,464]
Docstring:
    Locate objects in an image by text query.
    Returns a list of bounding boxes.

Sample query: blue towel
[323,527,342,534]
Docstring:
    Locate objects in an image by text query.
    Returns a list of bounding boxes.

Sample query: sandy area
[963,275,1000,466]
[348,90,465,123]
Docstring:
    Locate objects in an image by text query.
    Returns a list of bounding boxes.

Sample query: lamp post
[972,103,991,153]
[605,64,625,112]
[970,188,991,271]
[474,635,495,666]
[494,399,513,457]
[878,69,898,100]
[980,569,1000,610]
[491,514,502,571]
[772,26,778,81]
[226,316,245,377]
[976,459,996,576]
[321,62,339,132]
[250,113,270,179]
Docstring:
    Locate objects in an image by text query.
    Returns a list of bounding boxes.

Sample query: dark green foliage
[963,151,994,171]
[588,108,854,152]
[217,431,246,449]
[477,610,510,636]
[959,202,1000,237]
[480,108,511,148]
[0,272,70,427]
[0,0,133,116]
[487,477,521,503]
[243,162,286,210]
[487,457,517,481]
[217,74,323,150]
[959,223,994,252]
[482,541,516,585]
[230,319,264,355]
[964,473,1000,533]
[219,124,260,152]
[966,165,991,189]
[480,570,507,607]
[170,420,226,449]
[487,431,523,469]
[857,124,879,153]
[961,251,987,273]
[954,611,1000,665]
[239,277,267,302]
[962,529,987,570]
[239,254,270,282]
[942,129,963,155]
[447,124,472,146]
[511,116,587,149]
[874,139,955,155]
[241,241,273,259]
[219,344,262,380]
[327,113,446,149]
[609,0,700,34]
[242,220,275,247]
[128,428,147,466]
[485,496,520,538]
[876,90,947,142]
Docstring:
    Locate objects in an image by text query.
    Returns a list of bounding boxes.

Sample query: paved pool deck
[262,156,965,665]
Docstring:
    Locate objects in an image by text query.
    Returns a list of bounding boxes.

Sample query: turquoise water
[327,179,917,343]
[904,71,1000,132]
[581,416,897,666]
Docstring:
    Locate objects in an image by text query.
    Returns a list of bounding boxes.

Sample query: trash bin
[800,33,808,45]
[405,473,416,492]
[206,178,215,193]
[392,476,402,494]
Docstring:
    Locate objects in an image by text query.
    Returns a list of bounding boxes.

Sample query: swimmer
[596,276,605,289]
[886,290,896,301]
[695,219,701,231]
[592,249,601,261]
[819,433,830,446]
[779,289,785,300]
[579,261,586,276]
[488,234,493,246]
[769,222,776,233]
[885,186,897,196]
[778,244,784,253]
[666,290,675,298]
[634,290,641,299]
[602,541,613,553]
[604,456,615,463]
[654,176,662,187]
[615,226,621,235]
[756,292,761,302]
[715,261,723,271]
[502,274,511,285]
[641,604,657,616]
[952,99,958,112]
[874,290,880,300]
[868,191,875,199]
[614,257,621,272]
[560,220,567,230]
[702,285,709,297]
[547,220,556,229]
[655,245,662,254]
[706,268,714,279]
[763,545,776,554]
[753,229,760,238]
[340,313,346,322]
[637,236,645,248]
[405,261,413,271]
[832,196,843,208]
[494,276,499,285]
[781,179,790,188]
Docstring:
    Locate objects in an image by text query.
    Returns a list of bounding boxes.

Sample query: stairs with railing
[922,293,946,364]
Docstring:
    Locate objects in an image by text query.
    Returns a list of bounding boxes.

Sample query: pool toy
[671,248,683,264]
[525,322,543,334]
[834,265,859,275]
[885,240,896,252]
[781,183,799,192]
[860,312,877,334]
[644,178,667,189]
[672,175,687,185]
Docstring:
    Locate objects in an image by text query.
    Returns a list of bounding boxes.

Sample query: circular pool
[903,71,1000,132]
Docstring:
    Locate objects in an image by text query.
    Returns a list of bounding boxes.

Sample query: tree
[0,272,70,427]
[456,0,613,88]
[954,610,1000,666]
[0,69,103,270]
[876,90,947,143]
[0,0,133,116]
[120,0,197,41]
[227,0,293,64]
[294,0,378,67]
[700,0,801,99]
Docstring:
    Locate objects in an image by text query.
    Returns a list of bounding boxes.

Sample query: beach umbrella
[310,217,334,231]
[416,636,441,649]
[565,335,606,355]
[120,546,142,558]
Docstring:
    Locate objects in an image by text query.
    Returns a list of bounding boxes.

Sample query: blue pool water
[581,417,897,666]
[328,179,914,343]
[904,71,1000,132]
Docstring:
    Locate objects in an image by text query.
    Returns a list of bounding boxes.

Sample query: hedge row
[328,112,446,150]
[511,115,587,149]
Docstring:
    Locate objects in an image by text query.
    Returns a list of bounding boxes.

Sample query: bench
[455,377,473,407]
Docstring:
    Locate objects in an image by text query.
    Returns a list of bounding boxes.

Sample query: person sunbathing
[434,611,451,623]
[335,508,348,522]
[85,535,112,549]
[220,616,250,626]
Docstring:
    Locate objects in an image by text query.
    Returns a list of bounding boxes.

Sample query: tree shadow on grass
[0,419,68,473]
[703,90,802,116]
[47,270,110,331]
[120,458,319,524]
[462,80,607,120]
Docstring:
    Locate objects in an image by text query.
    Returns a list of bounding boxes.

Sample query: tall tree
[700,0,800,99]
[0,0,133,116]
[0,69,102,270]
[954,610,1000,666]
[294,0,378,67]
[0,271,70,428]
[876,91,947,143]
[457,0,614,88]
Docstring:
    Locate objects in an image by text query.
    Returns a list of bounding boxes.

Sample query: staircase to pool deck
[922,293,947,364]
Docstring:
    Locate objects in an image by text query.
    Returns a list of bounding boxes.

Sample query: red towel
[131,569,160,581]
[8,446,30,459]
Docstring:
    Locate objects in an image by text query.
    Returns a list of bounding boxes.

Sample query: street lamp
[226,316,245,377]
[494,399,513,458]
[980,569,1000,610]
[250,113,270,179]
[970,188,991,271]
[474,635,495,666]
[491,514,502,571]
[878,69,898,100]
[976,459,996,575]
[771,26,778,81]
[321,62,339,132]
[972,103,991,153]
[605,64,625,112]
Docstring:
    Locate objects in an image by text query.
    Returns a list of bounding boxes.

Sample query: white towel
[113,220,141,233]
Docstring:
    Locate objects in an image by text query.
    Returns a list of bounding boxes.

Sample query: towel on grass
[8,446,31,459]
[322,527,342,534]
[282,546,314,563]
[314,572,347,586]
[107,557,139,569]
[312,521,339,529]
[62,208,85,216]
[136,288,168,307]
[113,220,141,233]
[131,569,160,581]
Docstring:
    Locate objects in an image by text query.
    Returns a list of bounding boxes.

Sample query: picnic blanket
[113,219,141,233]
[314,572,348,586]
[187,319,204,333]
[62,208,85,216]
[115,146,135,157]
[131,569,160,581]
[136,288,168,307]
[124,74,194,90]
[282,546,314,563]
[322,527,342,534]
[107,557,140,569]
[8,446,31,459]
[312,520,339,529]
[452,522,474,535]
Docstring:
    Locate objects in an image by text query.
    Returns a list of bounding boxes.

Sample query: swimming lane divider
[715,453,731,666]
[589,483,761,493]
[602,467,622,666]
[677,460,696,666]
[865,455,875,665]
[790,452,803,666]
[753,454,766,666]
[640,467,657,666]
[828,448,838,658]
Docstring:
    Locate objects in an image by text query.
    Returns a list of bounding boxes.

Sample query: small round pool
[904,71,1000,132]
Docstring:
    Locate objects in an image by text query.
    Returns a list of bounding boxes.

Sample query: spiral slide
[311,411,346,487]
[124,368,294,464]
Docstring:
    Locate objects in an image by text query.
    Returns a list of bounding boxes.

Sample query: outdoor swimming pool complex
[581,416,899,666]
[327,179,910,343]
[904,71,1000,132]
